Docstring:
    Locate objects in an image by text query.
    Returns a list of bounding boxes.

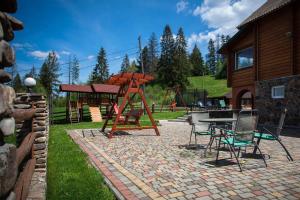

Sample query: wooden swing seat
[124,109,143,125]
[101,73,160,138]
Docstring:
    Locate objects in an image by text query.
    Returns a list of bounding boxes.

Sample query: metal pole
[138,36,145,113]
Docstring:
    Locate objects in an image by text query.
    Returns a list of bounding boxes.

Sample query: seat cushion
[254,132,276,140]
[225,130,235,135]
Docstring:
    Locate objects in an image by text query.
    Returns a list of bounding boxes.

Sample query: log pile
[0,1,45,200]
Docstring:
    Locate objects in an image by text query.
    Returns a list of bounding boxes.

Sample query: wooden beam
[14,158,36,200]
[138,89,160,136]
[291,4,296,75]
[16,132,37,166]
[111,126,157,131]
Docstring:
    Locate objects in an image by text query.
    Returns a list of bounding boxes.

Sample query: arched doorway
[237,90,254,110]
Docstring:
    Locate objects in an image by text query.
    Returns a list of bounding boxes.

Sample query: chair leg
[253,137,261,154]
[195,133,197,148]
[215,137,218,148]
[189,130,193,145]
[204,136,213,157]
[237,147,241,158]
[210,137,215,152]
[230,146,233,158]
[276,138,294,161]
[254,142,267,167]
[230,145,243,172]
[215,136,222,164]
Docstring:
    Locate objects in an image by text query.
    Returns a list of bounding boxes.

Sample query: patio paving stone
[68,123,300,199]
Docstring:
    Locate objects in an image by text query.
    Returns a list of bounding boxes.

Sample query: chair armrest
[262,127,278,139]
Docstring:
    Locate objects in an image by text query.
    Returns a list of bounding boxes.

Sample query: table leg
[253,137,261,154]
[215,134,222,164]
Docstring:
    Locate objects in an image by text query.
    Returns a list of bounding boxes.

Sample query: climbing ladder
[89,105,103,122]
[69,101,80,123]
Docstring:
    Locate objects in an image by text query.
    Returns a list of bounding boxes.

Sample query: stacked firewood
[0,1,37,200]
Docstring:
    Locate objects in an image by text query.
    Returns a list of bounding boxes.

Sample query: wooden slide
[89,105,102,122]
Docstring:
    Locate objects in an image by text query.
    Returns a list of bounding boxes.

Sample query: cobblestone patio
[69,123,300,200]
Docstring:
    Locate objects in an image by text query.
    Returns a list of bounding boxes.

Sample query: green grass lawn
[188,76,231,97]
[47,111,185,200]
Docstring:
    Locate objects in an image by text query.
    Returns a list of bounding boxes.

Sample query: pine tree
[120,54,130,72]
[190,44,205,76]
[215,59,227,79]
[226,35,231,43]
[71,55,80,84]
[158,25,175,87]
[12,73,24,92]
[142,47,150,73]
[147,32,159,75]
[173,27,190,88]
[207,39,216,75]
[89,47,109,83]
[127,60,138,72]
[24,65,37,79]
[39,51,60,95]
[221,34,226,47]
[89,65,99,84]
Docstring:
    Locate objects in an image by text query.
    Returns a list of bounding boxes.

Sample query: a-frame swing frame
[160,85,188,112]
[101,73,160,139]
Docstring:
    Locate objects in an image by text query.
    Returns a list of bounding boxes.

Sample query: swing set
[101,73,160,138]
[160,85,188,112]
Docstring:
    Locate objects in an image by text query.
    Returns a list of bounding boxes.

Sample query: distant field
[188,76,231,97]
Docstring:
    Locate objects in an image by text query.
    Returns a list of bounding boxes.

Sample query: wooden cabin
[219,0,300,126]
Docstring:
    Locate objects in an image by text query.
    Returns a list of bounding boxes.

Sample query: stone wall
[255,75,300,126]
[14,93,49,171]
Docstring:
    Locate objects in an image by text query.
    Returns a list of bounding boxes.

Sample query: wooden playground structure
[160,85,188,112]
[59,84,119,123]
[101,73,160,138]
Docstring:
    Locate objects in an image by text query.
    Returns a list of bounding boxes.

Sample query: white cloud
[87,55,95,60]
[176,0,189,13]
[61,50,71,55]
[188,0,266,47]
[12,42,33,51]
[29,50,60,60]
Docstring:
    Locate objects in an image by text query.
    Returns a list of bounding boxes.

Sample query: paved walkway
[69,124,300,200]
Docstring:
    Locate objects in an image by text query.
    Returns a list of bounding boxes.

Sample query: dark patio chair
[188,112,214,147]
[253,108,293,161]
[219,100,227,110]
[216,110,267,171]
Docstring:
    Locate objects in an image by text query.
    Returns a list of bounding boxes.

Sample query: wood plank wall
[258,6,293,80]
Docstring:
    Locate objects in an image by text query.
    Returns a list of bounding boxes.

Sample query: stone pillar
[14,93,49,171]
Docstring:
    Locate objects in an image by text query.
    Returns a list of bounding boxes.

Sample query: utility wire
[17,47,139,73]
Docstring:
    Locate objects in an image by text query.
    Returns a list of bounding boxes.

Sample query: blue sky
[12,0,266,83]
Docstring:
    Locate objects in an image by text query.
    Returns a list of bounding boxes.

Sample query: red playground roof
[106,73,154,85]
[60,84,93,93]
[59,84,119,94]
[92,84,119,94]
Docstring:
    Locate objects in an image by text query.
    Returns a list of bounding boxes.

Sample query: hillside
[187,76,231,98]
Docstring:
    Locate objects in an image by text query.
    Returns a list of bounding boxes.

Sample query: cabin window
[271,85,285,99]
[235,47,254,69]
